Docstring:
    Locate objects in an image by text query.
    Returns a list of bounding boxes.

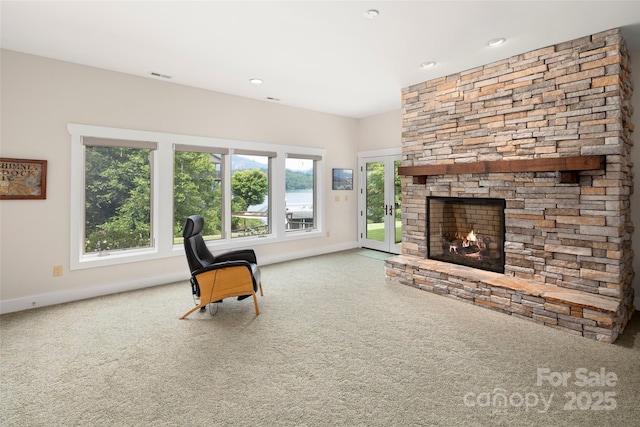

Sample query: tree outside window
[173,149,223,243]
[84,145,153,254]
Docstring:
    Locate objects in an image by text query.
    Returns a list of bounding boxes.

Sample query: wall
[356,110,402,152]
[400,29,636,313]
[2,34,638,311]
[0,49,360,312]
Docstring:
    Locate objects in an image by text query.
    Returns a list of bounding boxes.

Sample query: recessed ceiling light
[487,38,507,47]
[364,9,379,19]
[249,78,263,84]
[420,61,437,69]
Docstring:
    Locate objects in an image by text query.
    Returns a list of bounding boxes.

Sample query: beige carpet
[1,249,638,426]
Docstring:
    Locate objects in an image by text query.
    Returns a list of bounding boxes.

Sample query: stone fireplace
[385,29,635,343]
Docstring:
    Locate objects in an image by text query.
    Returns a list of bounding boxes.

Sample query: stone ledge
[385,255,625,343]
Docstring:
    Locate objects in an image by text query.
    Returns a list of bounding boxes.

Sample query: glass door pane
[392,160,403,252]
[366,161,385,242]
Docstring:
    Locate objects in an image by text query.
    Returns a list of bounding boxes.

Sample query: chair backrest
[182,215,215,273]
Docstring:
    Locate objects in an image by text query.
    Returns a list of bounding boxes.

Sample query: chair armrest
[192,259,253,277]
[215,249,257,264]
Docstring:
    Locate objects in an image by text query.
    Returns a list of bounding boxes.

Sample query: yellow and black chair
[180,215,263,319]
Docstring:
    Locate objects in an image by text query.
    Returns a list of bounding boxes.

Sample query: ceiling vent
[149,72,172,79]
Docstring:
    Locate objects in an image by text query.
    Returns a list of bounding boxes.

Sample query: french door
[358,155,402,254]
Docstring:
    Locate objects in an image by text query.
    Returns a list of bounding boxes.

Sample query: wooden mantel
[398,155,605,184]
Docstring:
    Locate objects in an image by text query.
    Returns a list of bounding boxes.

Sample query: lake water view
[249,189,313,216]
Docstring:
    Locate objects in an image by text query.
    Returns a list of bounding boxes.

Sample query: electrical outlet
[344,195,349,201]
[326,231,331,238]
[53,265,63,277]
[335,195,340,202]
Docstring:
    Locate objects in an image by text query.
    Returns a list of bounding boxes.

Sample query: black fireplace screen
[427,197,505,273]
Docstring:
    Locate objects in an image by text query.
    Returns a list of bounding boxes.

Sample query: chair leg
[179,304,205,320]
[258,281,264,296]
[252,292,260,316]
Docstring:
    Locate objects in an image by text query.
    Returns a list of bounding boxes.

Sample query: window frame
[284,153,321,234]
[230,149,276,240]
[82,138,157,255]
[69,124,325,270]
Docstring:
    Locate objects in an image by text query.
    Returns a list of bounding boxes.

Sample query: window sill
[72,248,161,270]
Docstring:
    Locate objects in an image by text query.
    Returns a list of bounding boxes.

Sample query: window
[69,124,325,270]
[82,137,157,255]
[285,154,319,231]
[231,151,274,238]
[173,145,227,244]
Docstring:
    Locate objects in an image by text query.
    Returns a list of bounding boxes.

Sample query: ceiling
[2,1,640,118]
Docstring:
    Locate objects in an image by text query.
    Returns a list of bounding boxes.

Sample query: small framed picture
[332,168,353,190]
[0,158,47,200]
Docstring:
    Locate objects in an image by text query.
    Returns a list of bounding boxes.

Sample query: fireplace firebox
[427,197,505,273]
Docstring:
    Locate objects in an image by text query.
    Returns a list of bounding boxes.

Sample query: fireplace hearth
[427,197,505,273]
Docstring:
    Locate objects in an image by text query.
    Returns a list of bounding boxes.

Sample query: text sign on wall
[0,158,47,200]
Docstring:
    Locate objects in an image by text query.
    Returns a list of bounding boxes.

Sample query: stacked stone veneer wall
[388,29,635,341]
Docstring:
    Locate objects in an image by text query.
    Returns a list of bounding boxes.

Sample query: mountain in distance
[231,156,312,174]
[231,156,267,171]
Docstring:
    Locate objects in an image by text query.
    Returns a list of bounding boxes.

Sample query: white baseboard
[0,272,189,315]
[0,242,357,315]
[259,241,357,266]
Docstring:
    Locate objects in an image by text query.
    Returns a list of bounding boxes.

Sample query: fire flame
[466,229,476,242]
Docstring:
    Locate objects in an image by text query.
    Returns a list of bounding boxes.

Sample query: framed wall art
[332,168,353,190]
[0,158,48,200]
